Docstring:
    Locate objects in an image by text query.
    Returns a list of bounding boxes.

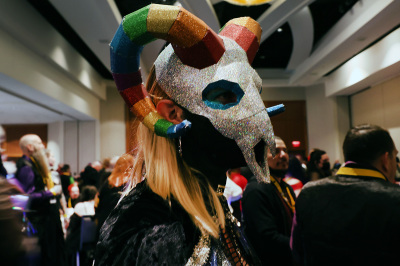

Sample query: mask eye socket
[202,80,244,110]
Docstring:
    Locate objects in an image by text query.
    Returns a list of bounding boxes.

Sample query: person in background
[96,154,134,233]
[242,136,296,266]
[306,149,331,181]
[0,125,24,264]
[292,124,400,265]
[331,159,342,175]
[80,161,102,188]
[60,164,74,200]
[15,134,66,265]
[227,168,248,221]
[0,126,7,178]
[395,156,400,182]
[284,156,305,196]
[67,184,80,209]
[66,185,98,266]
[98,157,112,188]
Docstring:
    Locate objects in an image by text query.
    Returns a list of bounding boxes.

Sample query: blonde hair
[125,66,225,238]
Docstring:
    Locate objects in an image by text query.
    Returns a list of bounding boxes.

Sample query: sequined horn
[110,4,226,138]
[219,17,262,64]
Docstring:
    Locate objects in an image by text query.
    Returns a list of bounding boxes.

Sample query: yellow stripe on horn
[147,4,180,39]
[143,111,164,131]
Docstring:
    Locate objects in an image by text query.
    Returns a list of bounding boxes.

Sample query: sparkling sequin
[154,119,173,137]
[147,4,179,39]
[225,17,262,44]
[123,5,155,45]
[220,24,259,63]
[155,36,274,182]
[132,97,156,120]
[142,111,162,131]
[186,232,211,266]
[166,7,208,48]
[172,29,225,69]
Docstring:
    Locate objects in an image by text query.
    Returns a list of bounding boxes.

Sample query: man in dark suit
[242,136,295,266]
[292,124,400,266]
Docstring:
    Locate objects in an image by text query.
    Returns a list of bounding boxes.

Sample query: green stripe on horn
[123,4,156,46]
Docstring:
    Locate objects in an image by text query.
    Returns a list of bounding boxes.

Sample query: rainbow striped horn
[219,17,262,64]
[110,4,226,138]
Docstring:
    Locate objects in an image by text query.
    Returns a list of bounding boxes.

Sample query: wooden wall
[2,124,48,161]
[265,100,308,157]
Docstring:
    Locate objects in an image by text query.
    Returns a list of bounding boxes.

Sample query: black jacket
[292,163,400,266]
[242,176,296,266]
[95,180,260,265]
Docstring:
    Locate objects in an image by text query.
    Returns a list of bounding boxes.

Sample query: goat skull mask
[110,4,276,182]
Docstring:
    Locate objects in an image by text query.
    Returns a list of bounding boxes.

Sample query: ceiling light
[277,28,283,32]
[224,0,273,6]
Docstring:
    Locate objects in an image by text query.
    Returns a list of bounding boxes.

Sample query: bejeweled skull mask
[110,4,282,182]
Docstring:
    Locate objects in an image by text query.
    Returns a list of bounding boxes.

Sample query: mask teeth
[267,135,276,157]
[242,147,270,183]
[238,135,270,183]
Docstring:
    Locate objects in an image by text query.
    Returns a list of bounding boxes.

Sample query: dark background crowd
[1,124,400,266]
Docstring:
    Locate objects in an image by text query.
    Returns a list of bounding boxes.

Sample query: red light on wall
[292,141,301,148]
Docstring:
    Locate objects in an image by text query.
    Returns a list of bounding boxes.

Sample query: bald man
[16,134,66,265]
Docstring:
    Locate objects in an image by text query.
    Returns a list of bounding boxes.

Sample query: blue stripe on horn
[266,104,285,117]
[166,120,192,138]
[110,23,143,74]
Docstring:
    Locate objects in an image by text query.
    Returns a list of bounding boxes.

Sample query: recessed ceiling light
[224,0,273,6]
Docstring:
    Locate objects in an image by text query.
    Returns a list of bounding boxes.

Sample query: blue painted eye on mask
[202,80,244,110]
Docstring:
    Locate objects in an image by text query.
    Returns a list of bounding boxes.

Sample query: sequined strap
[186,232,211,266]
[219,196,250,266]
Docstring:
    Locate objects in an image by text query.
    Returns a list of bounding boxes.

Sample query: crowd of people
[0,130,135,265]
[1,4,400,266]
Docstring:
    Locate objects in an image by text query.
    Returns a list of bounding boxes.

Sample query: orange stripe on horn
[166,7,208,48]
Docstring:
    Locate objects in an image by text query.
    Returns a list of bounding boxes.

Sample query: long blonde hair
[125,66,225,238]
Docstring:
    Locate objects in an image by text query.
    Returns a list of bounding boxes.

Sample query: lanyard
[270,176,295,213]
[336,167,387,181]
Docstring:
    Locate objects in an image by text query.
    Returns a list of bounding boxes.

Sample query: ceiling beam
[257,0,313,43]
[178,0,221,31]
[286,6,313,70]
[289,0,400,86]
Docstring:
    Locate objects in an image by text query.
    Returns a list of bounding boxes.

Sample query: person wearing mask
[306,149,331,181]
[15,134,66,265]
[94,4,283,265]
[242,136,296,266]
[292,124,400,265]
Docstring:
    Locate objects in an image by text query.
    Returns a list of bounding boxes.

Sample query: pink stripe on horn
[219,24,259,64]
